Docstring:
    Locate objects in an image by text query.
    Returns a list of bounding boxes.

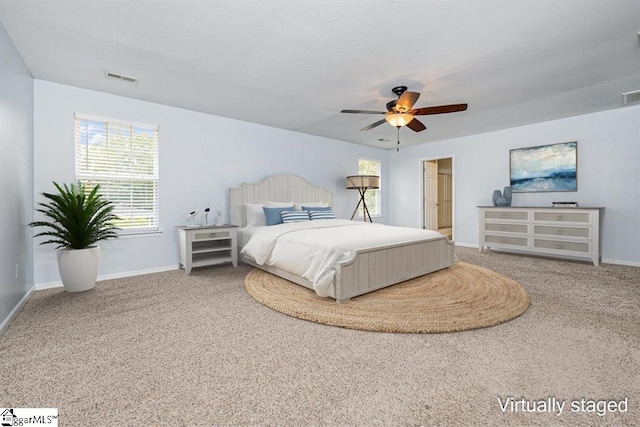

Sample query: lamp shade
[346,175,380,189]
[385,113,414,127]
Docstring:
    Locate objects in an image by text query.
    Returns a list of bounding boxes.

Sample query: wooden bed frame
[230,174,455,303]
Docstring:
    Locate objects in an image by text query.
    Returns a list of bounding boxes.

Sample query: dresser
[478,206,604,266]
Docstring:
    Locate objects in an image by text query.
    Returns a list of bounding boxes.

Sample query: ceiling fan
[341,86,468,150]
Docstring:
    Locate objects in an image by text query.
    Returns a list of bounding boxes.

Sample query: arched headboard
[229,174,333,226]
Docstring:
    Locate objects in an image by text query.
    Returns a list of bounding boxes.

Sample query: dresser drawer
[533,225,590,239]
[534,211,590,224]
[193,230,231,240]
[485,234,528,247]
[484,210,528,221]
[485,223,528,234]
[533,239,590,253]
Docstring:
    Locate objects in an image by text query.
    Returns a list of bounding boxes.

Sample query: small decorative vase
[503,186,512,206]
[496,197,508,206]
[492,190,502,206]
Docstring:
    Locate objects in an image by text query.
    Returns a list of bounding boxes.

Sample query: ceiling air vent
[622,90,640,105]
[104,71,138,84]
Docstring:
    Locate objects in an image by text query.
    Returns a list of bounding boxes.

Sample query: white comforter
[240,219,444,298]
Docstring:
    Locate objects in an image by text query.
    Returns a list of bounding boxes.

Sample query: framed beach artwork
[510,141,577,192]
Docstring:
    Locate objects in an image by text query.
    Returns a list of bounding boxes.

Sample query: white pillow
[245,203,266,227]
[294,202,328,211]
[265,201,294,207]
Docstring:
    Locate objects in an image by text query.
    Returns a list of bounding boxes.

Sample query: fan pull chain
[396,126,401,152]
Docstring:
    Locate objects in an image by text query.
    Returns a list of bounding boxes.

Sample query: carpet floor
[0,246,638,426]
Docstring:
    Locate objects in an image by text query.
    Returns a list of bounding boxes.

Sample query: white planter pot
[57,246,100,292]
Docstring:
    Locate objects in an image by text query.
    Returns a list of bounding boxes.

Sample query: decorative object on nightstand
[346,175,380,222]
[216,206,223,225]
[187,209,199,227]
[176,224,238,274]
[203,206,210,225]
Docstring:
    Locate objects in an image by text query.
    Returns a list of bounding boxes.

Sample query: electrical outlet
[15,264,19,280]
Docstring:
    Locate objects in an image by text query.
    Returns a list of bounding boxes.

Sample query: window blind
[75,114,159,232]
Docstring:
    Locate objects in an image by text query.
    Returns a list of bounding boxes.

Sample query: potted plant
[29,182,120,292]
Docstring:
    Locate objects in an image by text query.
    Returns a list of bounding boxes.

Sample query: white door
[423,161,438,230]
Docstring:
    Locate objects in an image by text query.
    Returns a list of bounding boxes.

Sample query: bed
[230,174,455,303]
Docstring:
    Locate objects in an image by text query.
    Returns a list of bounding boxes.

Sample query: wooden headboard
[229,174,333,226]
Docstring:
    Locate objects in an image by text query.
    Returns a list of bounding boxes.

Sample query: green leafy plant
[29,182,120,249]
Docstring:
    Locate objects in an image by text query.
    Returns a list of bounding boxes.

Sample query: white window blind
[358,159,381,216]
[75,114,159,232]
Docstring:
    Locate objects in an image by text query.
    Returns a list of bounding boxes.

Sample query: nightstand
[176,224,238,274]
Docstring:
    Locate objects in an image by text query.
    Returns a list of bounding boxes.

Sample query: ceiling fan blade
[406,118,426,132]
[395,91,420,112]
[341,109,386,114]
[359,119,387,131]
[412,103,468,115]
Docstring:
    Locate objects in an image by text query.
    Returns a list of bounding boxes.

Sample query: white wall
[388,106,640,265]
[0,21,34,327]
[33,80,388,285]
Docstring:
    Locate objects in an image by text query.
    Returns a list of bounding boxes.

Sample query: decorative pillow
[294,202,328,211]
[280,210,310,223]
[263,205,294,226]
[245,203,266,227]
[309,210,336,220]
[302,205,332,212]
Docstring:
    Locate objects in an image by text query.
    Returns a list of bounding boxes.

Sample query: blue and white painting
[510,142,577,192]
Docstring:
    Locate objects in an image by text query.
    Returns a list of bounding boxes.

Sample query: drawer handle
[557,215,563,221]
[210,233,217,238]
[557,243,563,249]
[557,230,563,235]
[501,214,506,219]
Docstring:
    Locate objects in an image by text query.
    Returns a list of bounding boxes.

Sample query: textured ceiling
[1,0,639,149]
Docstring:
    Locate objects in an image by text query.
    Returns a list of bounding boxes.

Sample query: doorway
[422,157,453,240]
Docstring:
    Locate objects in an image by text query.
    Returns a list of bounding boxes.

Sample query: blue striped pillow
[281,210,310,223]
[309,210,335,220]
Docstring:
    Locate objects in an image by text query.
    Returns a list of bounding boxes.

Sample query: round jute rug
[244,262,530,333]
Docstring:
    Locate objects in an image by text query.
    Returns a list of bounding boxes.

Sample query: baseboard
[0,285,35,334]
[35,264,179,290]
[602,258,640,267]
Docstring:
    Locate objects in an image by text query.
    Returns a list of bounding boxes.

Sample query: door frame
[420,155,455,241]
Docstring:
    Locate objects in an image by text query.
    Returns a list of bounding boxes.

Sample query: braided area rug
[245,262,530,333]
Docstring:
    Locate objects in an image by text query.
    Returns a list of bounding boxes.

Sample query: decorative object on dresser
[491,186,512,206]
[552,201,579,207]
[176,224,238,273]
[346,175,380,222]
[510,141,577,192]
[478,206,603,266]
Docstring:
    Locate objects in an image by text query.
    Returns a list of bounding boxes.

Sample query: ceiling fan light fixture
[385,113,414,127]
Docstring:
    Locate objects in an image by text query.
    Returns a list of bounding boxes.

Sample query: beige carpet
[0,247,638,426]
[245,262,530,333]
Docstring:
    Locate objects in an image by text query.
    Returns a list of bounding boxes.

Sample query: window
[358,158,381,217]
[75,114,159,233]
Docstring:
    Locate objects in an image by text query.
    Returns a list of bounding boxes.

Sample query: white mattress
[240,219,444,298]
